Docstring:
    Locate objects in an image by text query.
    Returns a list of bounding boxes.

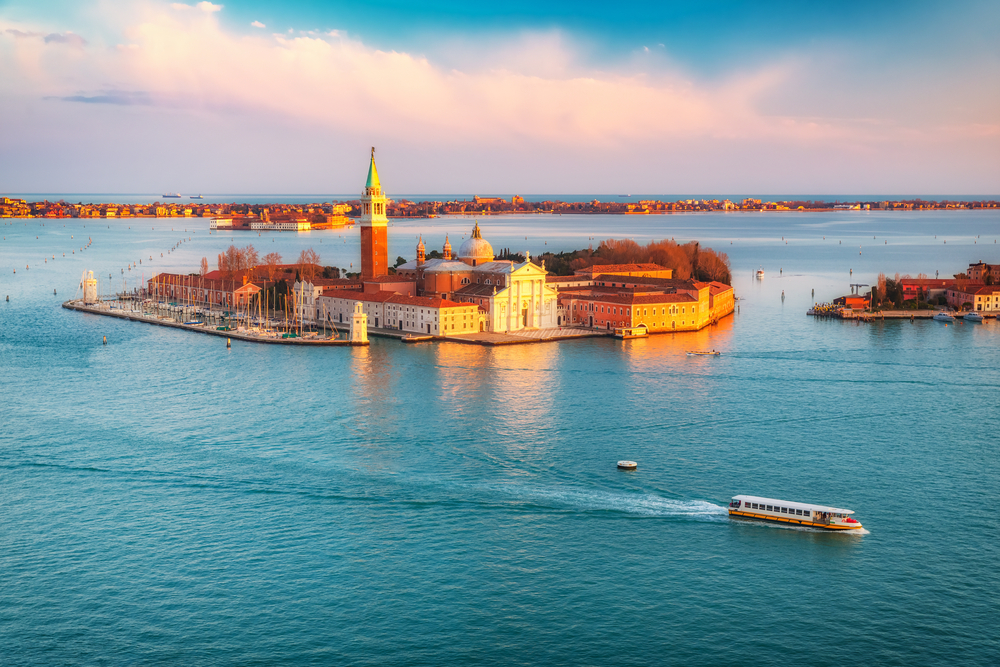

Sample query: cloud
[1,0,997,192]
[251,21,265,29]
[52,90,154,105]
[3,28,86,47]
[43,32,87,47]
[170,1,221,10]
[6,29,44,38]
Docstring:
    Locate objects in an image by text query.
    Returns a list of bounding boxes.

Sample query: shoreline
[62,300,684,347]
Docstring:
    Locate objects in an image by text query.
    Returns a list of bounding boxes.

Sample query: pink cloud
[1,0,997,192]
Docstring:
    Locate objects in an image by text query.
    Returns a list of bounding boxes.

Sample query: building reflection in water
[621,315,736,424]
[431,341,559,470]
[622,314,736,370]
[340,317,736,476]
[343,342,410,471]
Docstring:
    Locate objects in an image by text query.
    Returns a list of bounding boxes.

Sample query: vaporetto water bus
[728,496,863,530]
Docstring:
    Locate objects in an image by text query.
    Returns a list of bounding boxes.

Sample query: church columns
[508,282,514,331]
[530,278,536,328]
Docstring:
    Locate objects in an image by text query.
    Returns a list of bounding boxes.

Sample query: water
[2,211,998,665]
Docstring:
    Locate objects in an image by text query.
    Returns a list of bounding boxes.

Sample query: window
[766,505,772,511]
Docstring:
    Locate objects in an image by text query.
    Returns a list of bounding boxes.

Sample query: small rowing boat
[687,350,720,356]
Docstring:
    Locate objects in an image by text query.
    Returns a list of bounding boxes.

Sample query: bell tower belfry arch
[359,147,389,279]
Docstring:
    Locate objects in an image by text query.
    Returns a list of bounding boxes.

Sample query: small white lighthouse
[349,301,368,343]
[82,270,98,304]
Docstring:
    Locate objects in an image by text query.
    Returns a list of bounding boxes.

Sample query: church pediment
[510,262,548,277]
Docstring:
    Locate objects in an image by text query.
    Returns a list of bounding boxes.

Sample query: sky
[1,0,998,195]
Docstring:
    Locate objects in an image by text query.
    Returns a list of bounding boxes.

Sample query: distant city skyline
[1,0,998,194]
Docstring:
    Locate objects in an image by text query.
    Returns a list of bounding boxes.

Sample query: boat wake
[482,484,729,520]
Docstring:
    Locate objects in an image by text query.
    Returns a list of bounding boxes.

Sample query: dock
[63,300,367,346]
[809,307,996,321]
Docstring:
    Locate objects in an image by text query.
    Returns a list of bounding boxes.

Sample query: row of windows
[572,303,696,315]
[747,502,809,517]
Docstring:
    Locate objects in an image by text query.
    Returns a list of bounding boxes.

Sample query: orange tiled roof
[576,263,670,275]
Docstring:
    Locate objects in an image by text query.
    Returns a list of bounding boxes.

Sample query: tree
[243,245,259,272]
[263,252,283,282]
[298,248,320,283]
[394,256,407,268]
[200,257,208,277]
[218,244,259,280]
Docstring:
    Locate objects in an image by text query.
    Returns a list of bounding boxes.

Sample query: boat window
[766,505,772,511]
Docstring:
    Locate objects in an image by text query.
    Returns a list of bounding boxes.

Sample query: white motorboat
[933,312,956,322]
[964,312,984,322]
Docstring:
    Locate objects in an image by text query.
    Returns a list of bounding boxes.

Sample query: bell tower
[359,147,389,279]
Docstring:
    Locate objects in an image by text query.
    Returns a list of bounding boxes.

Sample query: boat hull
[728,509,863,530]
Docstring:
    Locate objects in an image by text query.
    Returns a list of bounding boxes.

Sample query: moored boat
[755,267,764,279]
[728,495,863,531]
[614,325,648,339]
[964,312,984,322]
[933,312,956,322]
[687,350,720,356]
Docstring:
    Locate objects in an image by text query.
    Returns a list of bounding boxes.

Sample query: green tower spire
[366,146,381,189]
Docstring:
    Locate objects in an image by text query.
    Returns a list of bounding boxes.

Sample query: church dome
[458,222,494,264]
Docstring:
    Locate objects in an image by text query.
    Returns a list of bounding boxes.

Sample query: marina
[62,298,367,345]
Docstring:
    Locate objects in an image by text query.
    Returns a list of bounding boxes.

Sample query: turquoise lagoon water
[1,211,998,665]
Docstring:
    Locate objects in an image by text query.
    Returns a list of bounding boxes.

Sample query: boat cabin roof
[733,495,854,515]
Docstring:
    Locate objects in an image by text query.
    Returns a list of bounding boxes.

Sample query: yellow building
[556,277,734,332]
